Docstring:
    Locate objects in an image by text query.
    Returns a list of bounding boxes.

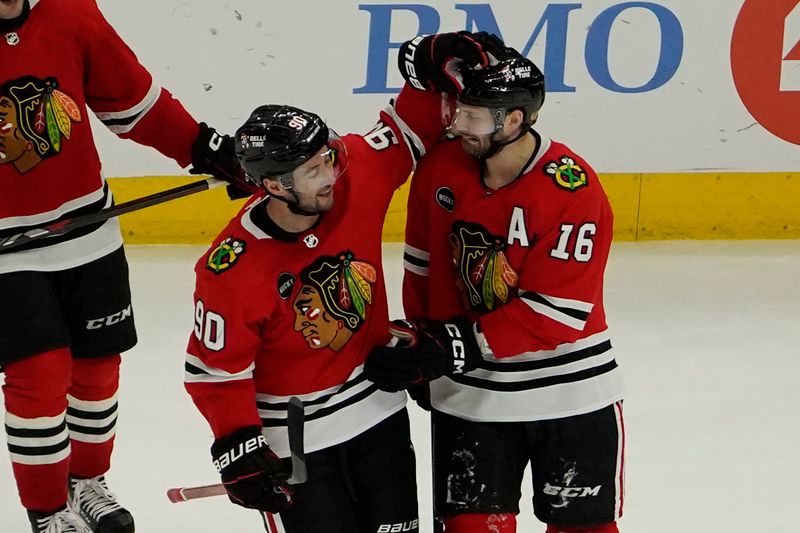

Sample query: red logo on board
[731,0,800,145]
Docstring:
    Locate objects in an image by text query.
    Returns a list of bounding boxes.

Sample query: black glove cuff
[211,426,267,473]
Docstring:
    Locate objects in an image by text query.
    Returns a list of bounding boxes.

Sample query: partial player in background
[0,1,245,532]
[365,35,626,533]
[183,32,502,533]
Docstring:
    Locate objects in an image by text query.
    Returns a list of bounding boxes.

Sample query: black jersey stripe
[0,182,111,252]
[479,340,612,372]
[260,383,379,427]
[5,419,67,439]
[8,438,70,457]
[66,420,117,436]
[256,373,369,411]
[66,403,118,421]
[452,360,618,392]
[403,252,429,268]
[520,291,591,321]
[100,113,143,128]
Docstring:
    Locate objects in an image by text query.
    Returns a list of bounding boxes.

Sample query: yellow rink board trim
[109,173,800,244]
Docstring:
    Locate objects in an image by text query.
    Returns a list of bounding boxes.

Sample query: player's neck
[265,197,320,233]
[483,130,537,190]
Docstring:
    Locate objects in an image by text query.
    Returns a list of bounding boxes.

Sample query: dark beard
[0,0,30,32]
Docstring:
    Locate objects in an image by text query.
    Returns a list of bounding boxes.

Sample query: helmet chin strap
[268,190,322,217]
[480,124,532,162]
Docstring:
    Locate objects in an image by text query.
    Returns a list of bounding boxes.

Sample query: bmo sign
[355,2,684,94]
[732,0,800,146]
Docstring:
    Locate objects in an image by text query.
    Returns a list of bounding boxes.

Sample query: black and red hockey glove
[364,317,484,391]
[397,31,508,93]
[211,426,292,513]
[190,122,257,200]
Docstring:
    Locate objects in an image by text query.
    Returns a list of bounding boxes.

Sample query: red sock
[67,355,121,478]
[444,513,517,532]
[3,348,72,513]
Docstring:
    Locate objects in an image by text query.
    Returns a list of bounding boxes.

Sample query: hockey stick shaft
[167,397,306,503]
[0,177,226,254]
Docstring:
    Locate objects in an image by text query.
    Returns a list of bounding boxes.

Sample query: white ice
[2,241,800,532]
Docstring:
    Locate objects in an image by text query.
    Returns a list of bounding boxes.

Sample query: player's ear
[506,109,525,132]
[264,178,284,195]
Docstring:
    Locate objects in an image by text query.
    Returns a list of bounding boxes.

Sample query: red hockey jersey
[0,0,199,273]
[185,86,443,457]
[403,131,624,422]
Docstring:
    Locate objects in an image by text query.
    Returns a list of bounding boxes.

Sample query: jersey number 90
[194,300,226,351]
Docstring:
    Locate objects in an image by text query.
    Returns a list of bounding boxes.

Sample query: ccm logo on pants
[85,305,132,330]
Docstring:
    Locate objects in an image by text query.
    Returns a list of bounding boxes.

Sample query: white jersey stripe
[184,353,255,383]
[524,299,587,330]
[404,244,430,261]
[255,366,406,457]
[431,365,624,422]
[403,261,429,277]
[5,412,65,429]
[67,393,118,412]
[382,101,426,167]
[0,181,107,230]
[97,81,160,134]
[469,347,615,383]
[482,330,611,363]
[5,425,69,448]
[537,292,594,313]
[10,445,71,466]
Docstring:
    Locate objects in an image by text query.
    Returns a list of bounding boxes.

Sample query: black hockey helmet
[454,55,545,132]
[235,105,339,188]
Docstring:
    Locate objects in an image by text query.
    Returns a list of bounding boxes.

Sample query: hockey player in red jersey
[0,1,245,532]
[183,33,503,533]
[365,36,626,533]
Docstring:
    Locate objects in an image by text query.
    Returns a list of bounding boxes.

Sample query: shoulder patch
[545,156,588,191]
[277,272,296,299]
[436,186,456,212]
[206,237,246,274]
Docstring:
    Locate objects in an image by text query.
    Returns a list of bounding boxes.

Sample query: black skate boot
[27,506,92,533]
[68,476,135,533]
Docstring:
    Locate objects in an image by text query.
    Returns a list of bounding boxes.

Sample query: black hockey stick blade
[286,396,307,484]
[0,177,225,254]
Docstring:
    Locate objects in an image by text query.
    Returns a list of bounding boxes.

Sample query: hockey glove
[397,31,506,93]
[364,317,484,391]
[190,122,257,200]
[211,426,293,513]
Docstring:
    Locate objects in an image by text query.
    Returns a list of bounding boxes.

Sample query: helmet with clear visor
[443,56,545,137]
[235,105,347,190]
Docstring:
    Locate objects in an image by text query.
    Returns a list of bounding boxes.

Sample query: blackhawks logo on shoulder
[545,156,588,191]
[207,237,246,274]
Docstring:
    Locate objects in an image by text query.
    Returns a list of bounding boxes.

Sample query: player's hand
[211,426,293,513]
[397,31,507,93]
[190,123,257,199]
[364,317,483,390]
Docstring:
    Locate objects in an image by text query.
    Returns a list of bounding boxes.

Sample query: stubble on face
[0,0,25,20]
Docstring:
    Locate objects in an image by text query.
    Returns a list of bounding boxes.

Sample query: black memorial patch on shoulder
[436,186,456,212]
[277,272,296,300]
